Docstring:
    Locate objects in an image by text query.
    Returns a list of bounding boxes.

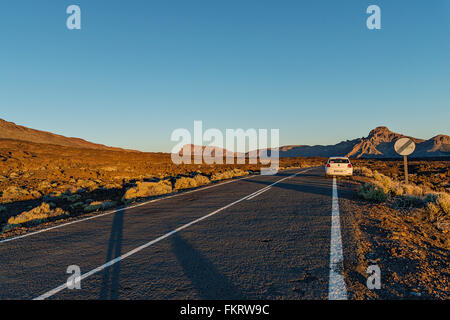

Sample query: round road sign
[394,138,416,156]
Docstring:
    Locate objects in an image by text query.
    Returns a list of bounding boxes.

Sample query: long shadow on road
[171,233,245,300]
[245,174,356,201]
[99,209,124,300]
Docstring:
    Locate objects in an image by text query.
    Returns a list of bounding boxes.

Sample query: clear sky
[1,0,449,152]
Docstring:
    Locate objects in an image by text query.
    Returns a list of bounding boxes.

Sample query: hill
[0,118,135,152]
[257,127,449,158]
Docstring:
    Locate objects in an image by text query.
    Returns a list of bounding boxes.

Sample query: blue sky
[1,0,449,152]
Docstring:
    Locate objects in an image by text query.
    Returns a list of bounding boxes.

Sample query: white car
[325,157,353,177]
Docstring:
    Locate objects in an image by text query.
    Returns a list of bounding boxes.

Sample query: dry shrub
[357,183,388,202]
[175,177,198,190]
[369,170,425,197]
[194,174,210,186]
[211,171,233,181]
[424,193,450,230]
[403,184,424,197]
[211,169,249,181]
[59,192,82,203]
[394,195,425,209]
[122,180,172,202]
[75,179,99,191]
[7,203,67,226]
[359,169,450,230]
[69,201,84,211]
[427,202,441,222]
[84,200,117,213]
[173,175,211,190]
[436,193,450,215]
[373,171,400,194]
[358,166,374,178]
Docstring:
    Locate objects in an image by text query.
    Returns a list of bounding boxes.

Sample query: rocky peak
[368,126,392,137]
[366,126,401,145]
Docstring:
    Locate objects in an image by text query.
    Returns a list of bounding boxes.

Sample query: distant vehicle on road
[325,157,353,177]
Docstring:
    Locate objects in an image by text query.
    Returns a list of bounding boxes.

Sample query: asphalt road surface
[0,167,357,300]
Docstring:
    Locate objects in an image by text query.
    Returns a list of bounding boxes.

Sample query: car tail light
[348,164,352,168]
[326,164,330,167]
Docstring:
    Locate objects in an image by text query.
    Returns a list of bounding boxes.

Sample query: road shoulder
[337,177,450,299]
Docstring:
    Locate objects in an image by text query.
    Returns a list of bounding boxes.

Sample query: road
[0,167,357,300]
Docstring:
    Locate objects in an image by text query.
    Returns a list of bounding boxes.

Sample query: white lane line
[328,177,348,300]
[0,176,252,244]
[246,167,313,201]
[245,184,271,198]
[2,168,314,244]
[247,187,271,200]
[34,169,306,300]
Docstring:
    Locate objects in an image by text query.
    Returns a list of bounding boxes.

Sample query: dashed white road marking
[328,176,348,300]
[247,187,272,200]
[247,168,312,201]
[34,169,310,300]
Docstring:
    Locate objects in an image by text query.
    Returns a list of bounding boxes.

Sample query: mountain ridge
[0,119,448,158]
[272,126,449,158]
[183,127,449,159]
[0,118,137,152]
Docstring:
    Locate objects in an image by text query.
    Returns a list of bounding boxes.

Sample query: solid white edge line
[0,175,252,244]
[33,168,308,300]
[2,167,315,244]
[328,176,348,300]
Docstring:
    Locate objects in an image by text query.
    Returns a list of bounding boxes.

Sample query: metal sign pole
[403,155,408,184]
[394,138,415,184]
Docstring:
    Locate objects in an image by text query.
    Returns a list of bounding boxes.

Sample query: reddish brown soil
[1,139,448,298]
[0,138,325,231]
[340,177,449,299]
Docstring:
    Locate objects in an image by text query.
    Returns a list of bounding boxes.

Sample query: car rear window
[329,159,350,164]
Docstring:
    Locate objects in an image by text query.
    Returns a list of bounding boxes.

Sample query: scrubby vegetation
[174,177,198,190]
[193,174,211,186]
[84,200,117,213]
[350,164,450,299]
[357,183,387,202]
[356,166,450,231]
[355,166,427,197]
[352,159,449,193]
[122,180,173,203]
[174,174,211,190]
[0,138,326,236]
[211,169,249,181]
[4,203,68,231]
